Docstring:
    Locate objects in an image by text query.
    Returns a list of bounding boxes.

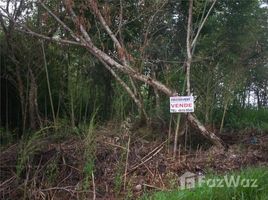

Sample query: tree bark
[29,69,42,130]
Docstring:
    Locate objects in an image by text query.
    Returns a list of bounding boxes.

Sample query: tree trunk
[188,114,227,149]
[29,69,42,130]
[15,66,26,131]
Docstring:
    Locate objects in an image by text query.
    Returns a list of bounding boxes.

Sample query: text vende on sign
[170,96,194,113]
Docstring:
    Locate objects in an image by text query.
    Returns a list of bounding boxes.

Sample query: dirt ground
[1,124,268,199]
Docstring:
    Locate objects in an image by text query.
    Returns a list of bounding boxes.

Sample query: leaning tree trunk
[9,0,226,149]
[187,114,227,149]
[72,1,228,149]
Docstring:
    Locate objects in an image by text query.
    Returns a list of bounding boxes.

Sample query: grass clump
[16,127,52,176]
[81,111,98,191]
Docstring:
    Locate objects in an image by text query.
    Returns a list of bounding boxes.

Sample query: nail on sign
[170,96,194,113]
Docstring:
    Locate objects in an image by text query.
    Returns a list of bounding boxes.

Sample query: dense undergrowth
[1,119,268,199]
[213,108,268,132]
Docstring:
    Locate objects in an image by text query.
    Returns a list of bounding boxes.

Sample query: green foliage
[45,157,59,184]
[192,0,267,125]
[141,167,268,200]
[213,108,268,131]
[82,109,98,190]
[114,168,124,194]
[16,127,51,176]
[111,81,133,122]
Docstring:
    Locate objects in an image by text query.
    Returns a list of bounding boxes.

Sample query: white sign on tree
[170,96,194,113]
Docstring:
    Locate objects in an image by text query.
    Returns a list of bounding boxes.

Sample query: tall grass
[82,109,98,190]
[141,167,268,200]
[16,127,53,176]
[112,82,133,122]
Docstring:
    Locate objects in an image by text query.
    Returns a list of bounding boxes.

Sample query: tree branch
[191,0,217,49]
[17,28,83,46]
[100,59,148,119]
[88,0,128,65]
[39,1,81,42]
[186,0,193,96]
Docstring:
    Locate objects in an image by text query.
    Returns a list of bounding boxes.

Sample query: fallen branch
[127,145,164,175]
[143,183,168,191]
[92,172,96,200]
[141,139,168,162]
[0,176,16,192]
[123,136,131,190]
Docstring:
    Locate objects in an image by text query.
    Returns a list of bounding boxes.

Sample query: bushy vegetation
[214,108,268,132]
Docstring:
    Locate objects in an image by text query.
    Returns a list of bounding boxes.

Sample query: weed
[114,167,124,194]
[81,109,98,191]
[45,157,59,184]
[16,127,52,177]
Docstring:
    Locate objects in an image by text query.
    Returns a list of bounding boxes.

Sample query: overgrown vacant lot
[0,0,267,199]
[1,123,268,199]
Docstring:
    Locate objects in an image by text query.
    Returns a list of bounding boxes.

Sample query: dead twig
[123,136,131,190]
[143,183,167,191]
[127,145,164,175]
[39,186,76,197]
[141,139,168,162]
[102,141,127,150]
[92,172,96,200]
[0,176,16,192]
[142,163,154,177]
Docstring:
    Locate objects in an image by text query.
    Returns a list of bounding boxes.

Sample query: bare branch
[12,0,24,21]
[186,0,193,95]
[0,13,8,34]
[117,0,124,41]
[191,0,217,48]
[184,0,226,149]
[17,28,83,46]
[141,1,166,57]
[67,7,93,44]
[38,1,81,42]
[99,58,148,119]
[0,5,82,46]
[88,0,126,63]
